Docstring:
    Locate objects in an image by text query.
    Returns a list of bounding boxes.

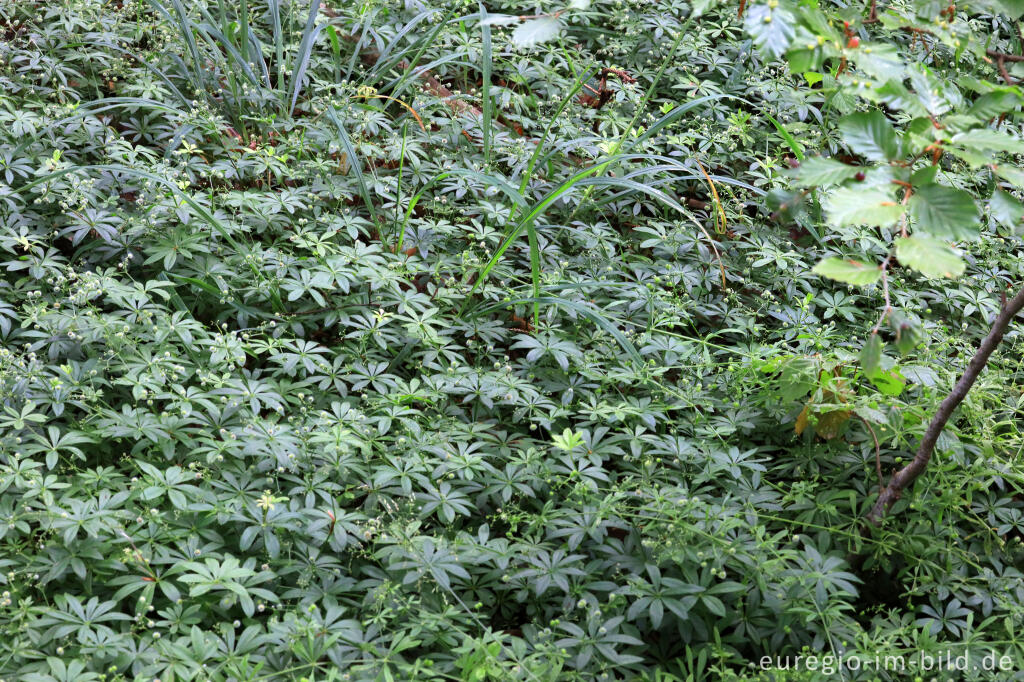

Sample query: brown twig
[865,284,1024,525]
[984,49,1023,85]
[995,55,1021,85]
[579,68,636,110]
[986,50,1024,62]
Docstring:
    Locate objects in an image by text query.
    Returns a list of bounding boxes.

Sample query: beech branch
[865,284,1024,525]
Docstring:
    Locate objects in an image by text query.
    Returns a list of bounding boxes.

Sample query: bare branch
[865,284,1024,525]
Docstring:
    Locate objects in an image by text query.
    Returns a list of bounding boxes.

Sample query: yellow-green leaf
[813,257,882,285]
[895,236,965,279]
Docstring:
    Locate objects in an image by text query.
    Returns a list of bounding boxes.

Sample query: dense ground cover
[1,0,1024,679]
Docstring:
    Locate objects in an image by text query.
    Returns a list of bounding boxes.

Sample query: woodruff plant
[0,0,1021,680]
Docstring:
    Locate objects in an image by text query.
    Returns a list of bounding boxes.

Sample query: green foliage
[0,0,1022,680]
[894,236,965,279]
[812,257,882,285]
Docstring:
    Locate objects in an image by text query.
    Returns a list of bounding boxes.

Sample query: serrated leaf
[796,5,840,38]
[790,157,862,187]
[766,187,806,218]
[895,236,965,279]
[891,313,925,355]
[775,356,817,401]
[990,189,1024,229]
[908,184,980,240]
[911,164,939,187]
[479,14,521,26]
[871,80,929,117]
[826,186,905,227]
[744,3,796,58]
[787,48,823,73]
[908,65,953,117]
[860,333,883,377]
[855,405,888,423]
[869,368,906,396]
[851,44,906,82]
[994,164,1024,188]
[567,0,591,8]
[690,0,713,15]
[996,0,1024,18]
[838,111,900,161]
[945,145,994,169]
[511,17,562,47]
[968,91,1023,119]
[813,257,882,285]
[951,128,1024,154]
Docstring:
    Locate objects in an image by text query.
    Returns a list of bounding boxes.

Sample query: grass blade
[369,8,457,93]
[479,2,493,167]
[268,0,284,90]
[517,69,596,198]
[327,108,378,227]
[239,0,250,66]
[369,9,438,75]
[156,0,207,94]
[469,159,613,323]
[288,0,323,116]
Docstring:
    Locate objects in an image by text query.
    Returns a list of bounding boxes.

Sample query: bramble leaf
[895,236,965,279]
[790,157,862,187]
[512,17,563,47]
[838,111,900,161]
[826,187,905,227]
[744,2,796,58]
[909,184,980,240]
[860,333,884,377]
[813,258,882,285]
[990,189,1024,230]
